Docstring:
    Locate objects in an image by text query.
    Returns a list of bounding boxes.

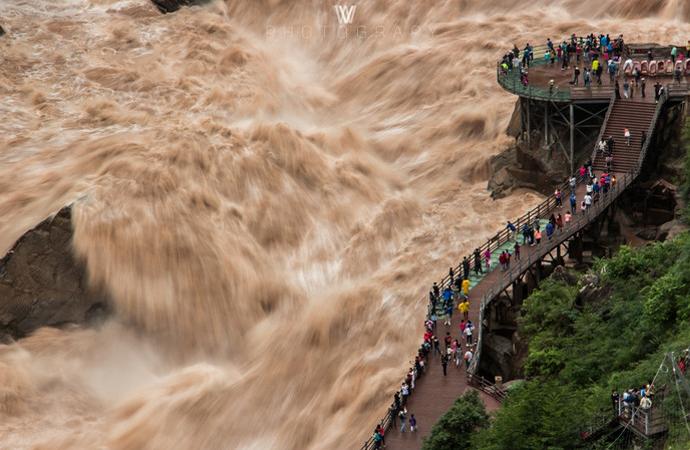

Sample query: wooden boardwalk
[382,93,670,449]
[384,177,598,449]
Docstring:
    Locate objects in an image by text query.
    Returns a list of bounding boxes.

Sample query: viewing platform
[497,43,690,103]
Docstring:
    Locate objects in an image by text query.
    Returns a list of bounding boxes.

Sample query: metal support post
[527,99,531,146]
[569,103,575,175]
[544,102,548,147]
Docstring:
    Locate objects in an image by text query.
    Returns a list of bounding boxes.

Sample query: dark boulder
[550,265,577,286]
[0,207,108,341]
[151,0,203,13]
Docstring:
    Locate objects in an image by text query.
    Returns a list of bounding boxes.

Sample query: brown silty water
[0,0,688,448]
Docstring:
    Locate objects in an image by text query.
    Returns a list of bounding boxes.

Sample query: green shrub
[422,390,489,450]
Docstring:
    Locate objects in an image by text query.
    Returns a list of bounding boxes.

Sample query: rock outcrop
[150,0,204,13]
[488,142,567,199]
[0,207,108,341]
[482,333,515,379]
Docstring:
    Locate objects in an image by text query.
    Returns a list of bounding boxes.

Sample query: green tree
[421,390,489,450]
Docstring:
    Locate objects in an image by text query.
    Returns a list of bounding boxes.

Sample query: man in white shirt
[464,349,473,369]
[464,324,473,344]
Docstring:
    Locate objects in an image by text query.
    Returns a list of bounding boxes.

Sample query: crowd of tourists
[612,382,656,419]
[610,350,690,423]
[369,272,478,448]
[500,33,689,93]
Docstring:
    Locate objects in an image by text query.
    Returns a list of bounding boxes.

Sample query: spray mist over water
[0,0,688,448]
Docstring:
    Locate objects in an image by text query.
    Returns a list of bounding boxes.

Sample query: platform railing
[496,44,574,102]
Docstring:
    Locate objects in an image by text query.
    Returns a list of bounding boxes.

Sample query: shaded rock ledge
[0,207,108,342]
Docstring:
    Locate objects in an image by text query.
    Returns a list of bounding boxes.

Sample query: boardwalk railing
[467,373,508,403]
[496,44,574,102]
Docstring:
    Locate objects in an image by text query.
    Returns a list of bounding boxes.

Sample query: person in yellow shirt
[461,278,470,296]
[458,300,470,320]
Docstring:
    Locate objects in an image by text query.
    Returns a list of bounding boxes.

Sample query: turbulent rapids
[0,1,688,449]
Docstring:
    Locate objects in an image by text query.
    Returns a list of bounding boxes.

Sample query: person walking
[607,135,615,155]
[608,59,617,83]
[464,348,474,370]
[376,423,386,447]
[473,248,482,275]
[555,188,562,208]
[444,302,453,326]
[433,335,441,356]
[641,78,646,98]
[521,222,530,245]
[654,81,662,102]
[461,277,470,297]
[671,46,678,64]
[452,339,461,367]
[462,256,470,280]
[545,221,554,240]
[623,78,630,98]
[534,228,542,244]
[483,248,491,271]
[464,323,473,345]
[506,221,517,240]
[459,299,470,320]
[624,128,631,146]
[570,192,577,214]
[409,414,417,432]
[514,241,521,261]
[373,430,383,449]
[441,354,448,376]
[611,390,620,416]
[399,407,408,432]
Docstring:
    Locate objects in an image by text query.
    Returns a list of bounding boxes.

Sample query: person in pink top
[483,248,491,270]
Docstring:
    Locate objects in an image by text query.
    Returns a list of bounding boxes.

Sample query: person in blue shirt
[506,221,517,240]
[442,286,452,303]
[521,223,531,245]
[546,222,555,240]
[570,192,577,215]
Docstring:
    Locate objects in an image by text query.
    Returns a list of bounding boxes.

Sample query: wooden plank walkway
[384,177,615,449]
[375,87,669,450]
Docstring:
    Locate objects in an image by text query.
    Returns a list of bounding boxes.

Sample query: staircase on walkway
[592,100,658,173]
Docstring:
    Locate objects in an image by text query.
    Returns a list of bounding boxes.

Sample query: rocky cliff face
[0,207,108,342]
